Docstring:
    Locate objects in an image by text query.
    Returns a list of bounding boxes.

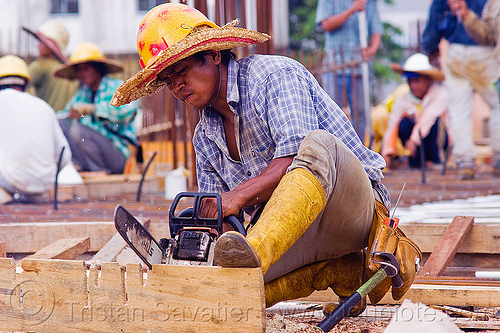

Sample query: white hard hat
[391,53,444,81]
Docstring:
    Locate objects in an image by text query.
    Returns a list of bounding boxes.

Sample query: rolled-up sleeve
[367,0,383,36]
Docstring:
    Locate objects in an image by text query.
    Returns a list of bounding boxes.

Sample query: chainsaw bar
[114,204,164,269]
[114,193,247,269]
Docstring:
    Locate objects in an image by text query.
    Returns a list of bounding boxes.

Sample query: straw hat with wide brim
[111,20,270,107]
[23,20,69,63]
[53,42,123,80]
[391,53,444,82]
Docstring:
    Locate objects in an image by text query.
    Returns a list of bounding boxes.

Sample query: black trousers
[398,117,448,168]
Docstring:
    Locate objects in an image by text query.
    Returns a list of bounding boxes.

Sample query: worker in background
[448,0,500,176]
[54,42,138,174]
[22,20,78,112]
[422,0,499,180]
[315,0,383,143]
[381,53,450,170]
[112,3,420,314]
[0,55,71,204]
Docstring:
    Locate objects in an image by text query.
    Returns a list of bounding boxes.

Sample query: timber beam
[4,221,500,255]
[0,221,170,253]
[0,258,265,332]
[299,282,500,307]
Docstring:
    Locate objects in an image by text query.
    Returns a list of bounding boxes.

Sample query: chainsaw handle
[177,207,246,236]
[226,215,246,236]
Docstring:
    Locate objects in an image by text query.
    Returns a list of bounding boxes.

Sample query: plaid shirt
[315,0,382,72]
[194,55,390,209]
[59,76,138,158]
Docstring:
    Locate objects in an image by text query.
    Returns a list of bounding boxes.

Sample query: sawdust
[265,313,388,333]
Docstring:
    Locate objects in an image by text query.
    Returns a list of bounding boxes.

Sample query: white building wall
[0,0,50,55]
[79,0,142,54]
[273,0,289,49]
[1,0,289,57]
[0,0,149,57]
[378,0,431,48]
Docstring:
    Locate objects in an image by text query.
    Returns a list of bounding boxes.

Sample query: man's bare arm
[200,156,294,218]
[362,33,381,61]
[448,0,497,45]
[320,0,366,32]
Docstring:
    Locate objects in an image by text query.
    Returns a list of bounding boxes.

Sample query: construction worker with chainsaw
[54,42,138,174]
[0,55,71,203]
[112,3,421,314]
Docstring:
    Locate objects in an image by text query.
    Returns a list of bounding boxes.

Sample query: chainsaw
[114,192,246,269]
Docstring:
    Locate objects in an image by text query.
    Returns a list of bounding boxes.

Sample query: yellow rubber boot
[313,251,366,317]
[265,261,330,308]
[214,168,327,275]
[265,252,365,315]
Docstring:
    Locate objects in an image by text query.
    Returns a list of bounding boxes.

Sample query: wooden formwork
[0,258,265,332]
[3,195,500,331]
[0,213,265,333]
[55,173,159,202]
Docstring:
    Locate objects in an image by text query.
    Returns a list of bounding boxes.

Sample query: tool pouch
[392,227,421,300]
[365,200,422,304]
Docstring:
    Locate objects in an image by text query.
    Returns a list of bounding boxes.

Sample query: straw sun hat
[391,53,444,82]
[22,20,69,63]
[53,42,124,80]
[111,3,270,107]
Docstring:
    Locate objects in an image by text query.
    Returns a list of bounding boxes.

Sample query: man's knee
[300,129,340,155]
[290,130,343,192]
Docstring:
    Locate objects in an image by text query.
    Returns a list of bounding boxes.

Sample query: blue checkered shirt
[194,55,390,209]
[315,0,382,73]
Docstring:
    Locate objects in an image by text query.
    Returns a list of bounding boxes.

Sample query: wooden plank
[0,258,20,332]
[0,242,5,257]
[89,219,151,265]
[52,174,159,201]
[399,223,500,254]
[300,283,500,307]
[0,259,265,332]
[8,220,500,256]
[0,221,170,253]
[384,283,500,307]
[115,246,144,266]
[0,188,12,204]
[8,220,500,255]
[452,318,500,330]
[26,237,90,260]
[418,216,474,277]
[88,232,127,264]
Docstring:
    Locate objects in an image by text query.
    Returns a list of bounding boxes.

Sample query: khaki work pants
[444,43,500,165]
[264,129,377,283]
